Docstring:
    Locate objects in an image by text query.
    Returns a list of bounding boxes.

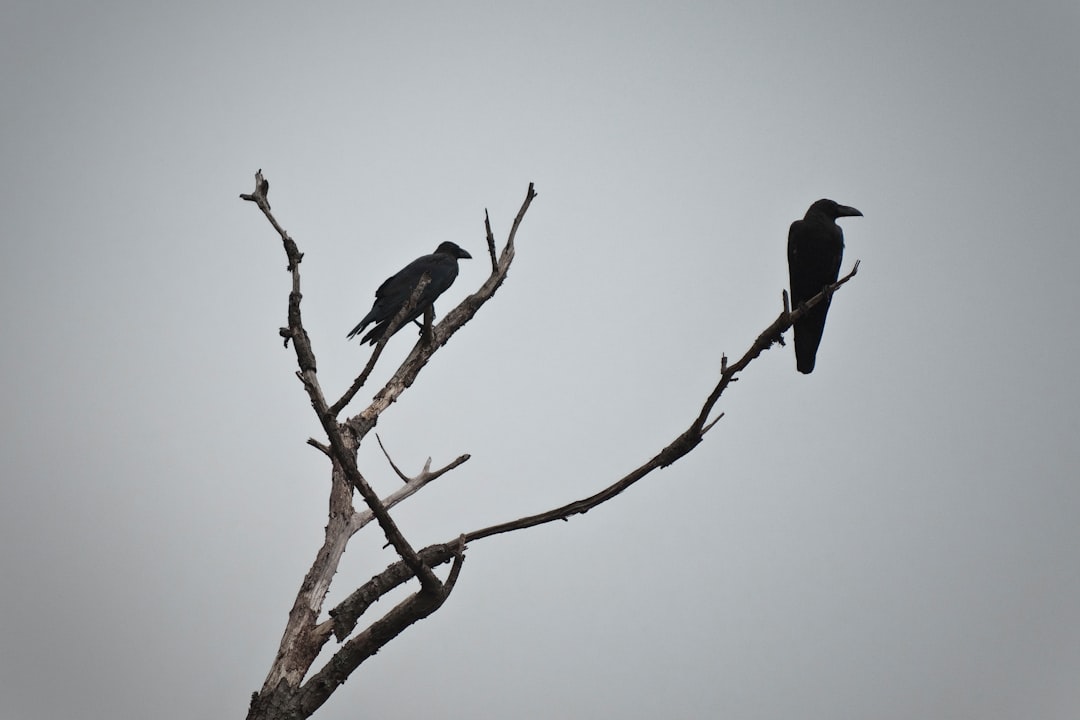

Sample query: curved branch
[375,433,471,485]
[328,541,464,641]
[470,261,861,541]
[299,539,467,717]
[340,265,865,602]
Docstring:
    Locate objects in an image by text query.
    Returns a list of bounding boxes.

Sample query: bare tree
[240,172,859,720]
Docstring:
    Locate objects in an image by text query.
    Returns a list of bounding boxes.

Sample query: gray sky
[2,2,1079,719]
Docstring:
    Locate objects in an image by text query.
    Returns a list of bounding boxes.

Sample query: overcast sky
[2,2,1079,719]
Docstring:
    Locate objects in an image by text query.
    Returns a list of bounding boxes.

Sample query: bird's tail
[359,321,390,345]
[793,302,830,374]
[346,310,378,340]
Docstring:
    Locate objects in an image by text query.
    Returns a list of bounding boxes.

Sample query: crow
[787,199,862,373]
[347,241,472,345]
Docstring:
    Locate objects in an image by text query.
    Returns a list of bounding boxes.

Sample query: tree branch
[298,539,467,718]
[345,451,469,537]
[258,462,357,694]
[243,175,535,715]
[317,263,864,661]
[340,263,864,608]
[242,172,449,699]
[328,542,465,641]
[468,261,861,541]
[689,260,860,431]
[243,174,858,718]
[344,183,537,443]
[375,433,471,485]
[329,275,433,417]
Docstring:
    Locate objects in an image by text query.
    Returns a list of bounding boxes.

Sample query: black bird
[787,199,862,374]
[347,241,472,345]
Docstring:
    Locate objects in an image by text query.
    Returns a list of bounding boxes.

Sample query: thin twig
[375,433,471,485]
[342,451,469,543]
[484,209,497,272]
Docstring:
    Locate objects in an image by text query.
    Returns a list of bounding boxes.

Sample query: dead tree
[239,171,859,720]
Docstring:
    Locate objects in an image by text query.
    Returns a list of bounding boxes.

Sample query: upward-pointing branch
[241,170,440,591]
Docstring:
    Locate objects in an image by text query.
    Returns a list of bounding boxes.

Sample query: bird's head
[434,241,472,259]
[807,198,863,221]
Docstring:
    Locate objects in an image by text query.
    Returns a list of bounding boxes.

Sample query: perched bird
[787,199,863,373]
[347,241,472,345]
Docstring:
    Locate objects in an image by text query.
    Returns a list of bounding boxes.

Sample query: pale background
[2,2,1079,719]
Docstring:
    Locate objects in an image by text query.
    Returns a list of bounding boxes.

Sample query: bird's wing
[787,219,843,305]
[374,255,431,300]
[416,256,459,304]
[350,251,464,344]
[787,219,811,306]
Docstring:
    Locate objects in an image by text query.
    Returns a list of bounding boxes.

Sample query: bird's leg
[411,306,437,330]
[420,305,435,345]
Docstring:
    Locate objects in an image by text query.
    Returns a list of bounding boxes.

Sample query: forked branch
[242,174,536,720]
[376,433,471,484]
[241,171,438,592]
[298,538,466,717]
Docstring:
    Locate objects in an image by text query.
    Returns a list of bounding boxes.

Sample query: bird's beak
[457,248,473,259]
[837,205,863,218]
